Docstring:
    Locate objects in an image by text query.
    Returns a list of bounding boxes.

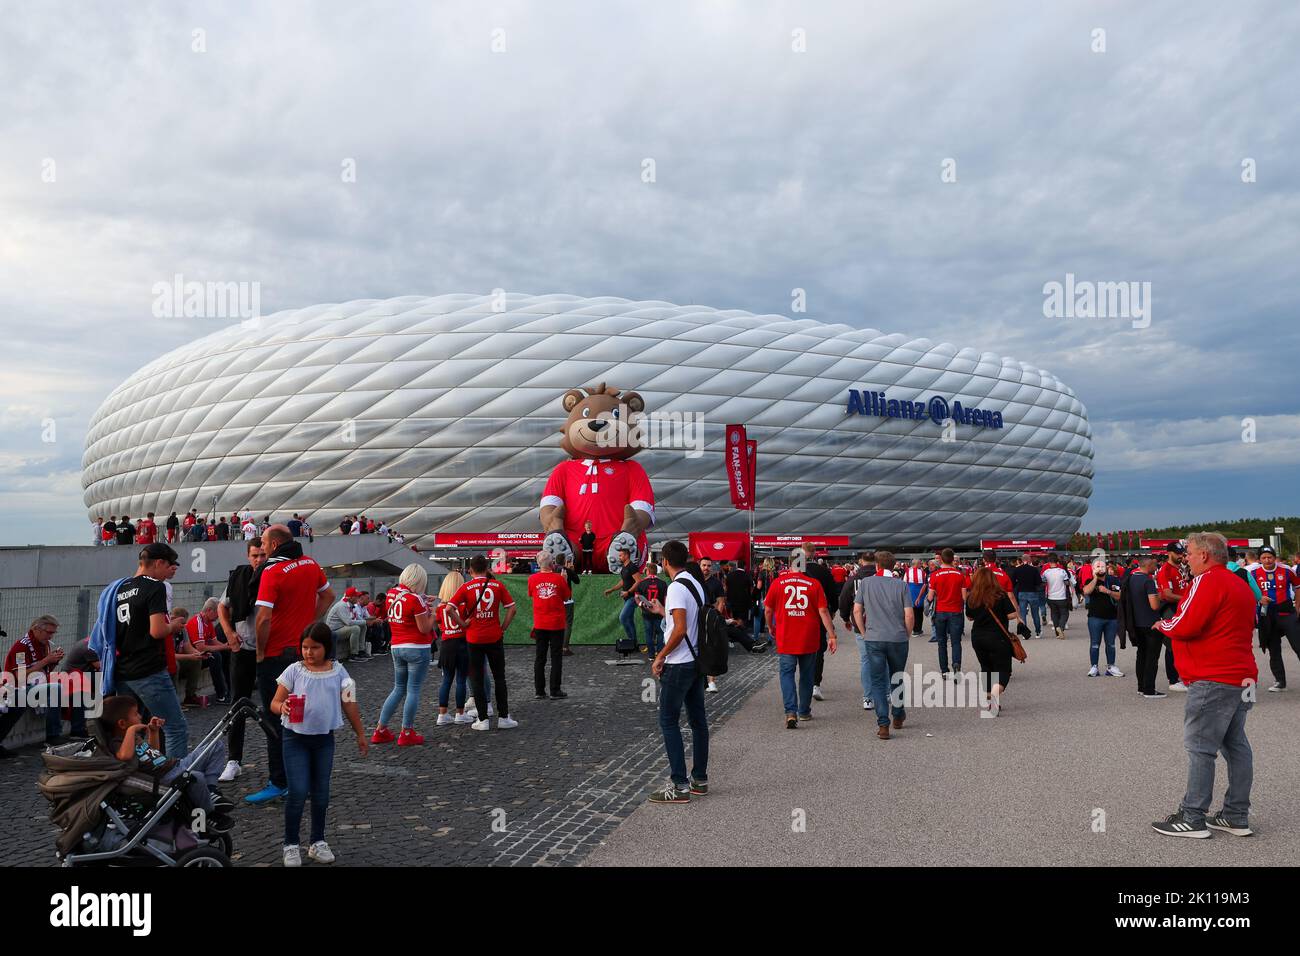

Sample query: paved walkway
[587,619,1300,866]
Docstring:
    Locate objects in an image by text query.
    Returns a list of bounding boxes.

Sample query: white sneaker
[454,712,476,724]
[283,845,302,867]
[497,716,518,729]
[307,841,335,864]
[706,681,719,693]
[863,697,873,710]
[1267,682,1286,692]
[218,760,242,783]
[812,685,824,701]
[1168,682,1188,692]
[471,719,491,731]
[980,699,999,719]
[1087,665,1099,677]
[464,697,475,712]
[1106,665,1124,678]
[436,713,454,726]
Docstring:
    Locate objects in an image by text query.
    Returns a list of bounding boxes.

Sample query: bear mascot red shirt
[539,383,654,573]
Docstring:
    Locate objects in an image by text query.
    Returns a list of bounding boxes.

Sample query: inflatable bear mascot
[539,383,655,573]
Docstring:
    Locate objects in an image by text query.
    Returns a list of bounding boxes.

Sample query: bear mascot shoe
[538,383,655,573]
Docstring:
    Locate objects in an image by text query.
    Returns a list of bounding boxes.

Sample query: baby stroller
[38,698,276,867]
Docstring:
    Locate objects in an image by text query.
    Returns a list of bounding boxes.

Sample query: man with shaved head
[246,523,335,804]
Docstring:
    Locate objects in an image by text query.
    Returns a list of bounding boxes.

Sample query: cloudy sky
[2,0,1297,546]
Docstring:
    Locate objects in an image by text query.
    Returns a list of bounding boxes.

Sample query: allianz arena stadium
[82,293,1094,547]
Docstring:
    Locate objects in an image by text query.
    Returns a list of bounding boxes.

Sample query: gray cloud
[2,0,1297,544]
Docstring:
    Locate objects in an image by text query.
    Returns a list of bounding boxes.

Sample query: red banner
[753,535,850,547]
[688,532,751,562]
[725,424,751,511]
[745,439,757,506]
[432,533,547,548]
[979,539,1058,551]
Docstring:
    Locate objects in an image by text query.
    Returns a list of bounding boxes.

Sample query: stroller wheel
[214,832,233,858]
[176,846,231,868]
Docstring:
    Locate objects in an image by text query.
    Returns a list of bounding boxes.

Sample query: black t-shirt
[725,569,753,612]
[1086,574,1121,620]
[340,519,352,534]
[634,576,666,616]
[702,574,725,606]
[1127,571,1160,629]
[966,594,1016,638]
[804,563,836,637]
[115,522,136,545]
[580,532,596,552]
[1010,564,1041,593]
[114,575,170,681]
[166,514,180,530]
[619,564,637,594]
[287,519,303,537]
[216,521,229,540]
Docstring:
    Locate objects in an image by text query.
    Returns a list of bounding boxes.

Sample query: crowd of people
[4,529,1290,858]
[92,509,409,547]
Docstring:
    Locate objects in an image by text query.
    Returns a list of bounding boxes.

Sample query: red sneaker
[397,728,424,746]
[370,726,396,744]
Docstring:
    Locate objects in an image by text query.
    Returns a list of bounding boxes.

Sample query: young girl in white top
[271,622,368,866]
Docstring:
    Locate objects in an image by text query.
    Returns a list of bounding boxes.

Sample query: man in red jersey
[984,551,1014,594]
[926,548,969,678]
[137,512,158,545]
[451,555,518,730]
[1251,547,1300,692]
[528,552,573,700]
[765,549,837,729]
[1151,533,1258,839]
[249,524,334,804]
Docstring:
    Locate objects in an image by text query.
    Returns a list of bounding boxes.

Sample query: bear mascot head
[539,383,655,573]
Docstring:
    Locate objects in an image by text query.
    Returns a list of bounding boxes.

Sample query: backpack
[676,574,729,677]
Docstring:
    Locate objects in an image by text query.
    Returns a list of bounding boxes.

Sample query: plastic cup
[287,694,306,723]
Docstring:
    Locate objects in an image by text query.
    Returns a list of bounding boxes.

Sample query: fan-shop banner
[725,424,752,510]
[745,439,757,505]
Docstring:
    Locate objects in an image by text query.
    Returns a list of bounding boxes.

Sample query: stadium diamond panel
[82,293,1094,546]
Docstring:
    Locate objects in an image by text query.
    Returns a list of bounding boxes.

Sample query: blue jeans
[642,615,662,657]
[658,663,708,789]
[866,640,910,727]
[1181,680,1253,826]
[752,607,764,641]
[854,636,872,701]
[282,728,335,846]
[620,598,639,646]
[119,670,190,757]
[932,612,964,672]
[778,652,816,717]
[379,645,431,729]
[438,638,469,710]
[1016,592,1042,634]
[1087,617,1118,667]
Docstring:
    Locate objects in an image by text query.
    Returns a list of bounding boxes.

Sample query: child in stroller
[39,696,272,867]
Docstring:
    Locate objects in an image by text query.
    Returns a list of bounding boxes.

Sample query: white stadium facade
[82,293,1094,548]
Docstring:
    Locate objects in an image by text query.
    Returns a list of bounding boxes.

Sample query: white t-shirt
[1043,566,1071,601]
[661,571,704,666]
[241,521,257,539]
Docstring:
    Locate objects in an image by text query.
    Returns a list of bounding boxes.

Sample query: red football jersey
[540,458,654,561]
[387,585,431,646]
[528,571,572,631]
[929,566,969,613]
[763,571,827,655]
[436,602,464,639]
[451,577,515,644]
[255,555,330,657]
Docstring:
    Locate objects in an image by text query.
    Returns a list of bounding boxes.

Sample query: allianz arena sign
[845,389,1005,429]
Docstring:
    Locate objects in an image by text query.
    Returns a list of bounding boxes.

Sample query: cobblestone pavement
[1,646,775,867]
